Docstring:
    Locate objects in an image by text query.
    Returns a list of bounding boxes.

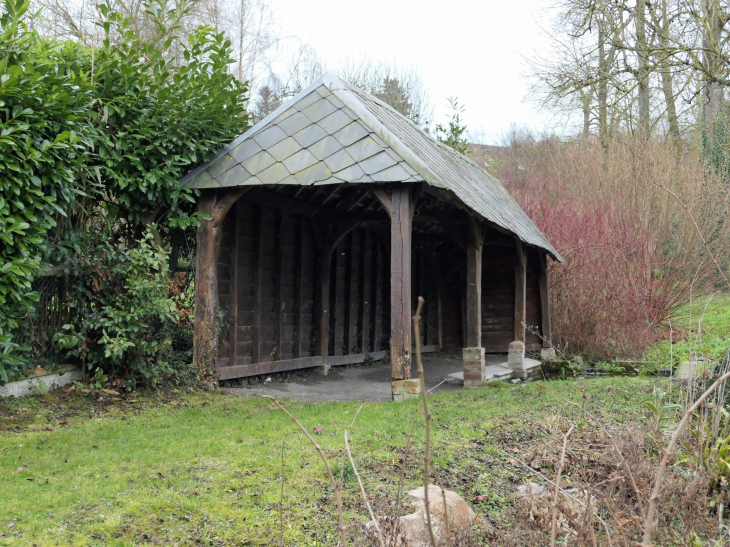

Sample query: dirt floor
[222,352,508,402]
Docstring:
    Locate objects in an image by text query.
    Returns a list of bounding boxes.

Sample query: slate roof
[180,73,561,260]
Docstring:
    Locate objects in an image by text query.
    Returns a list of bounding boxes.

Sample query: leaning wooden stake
[414,297,448,547]
[263,395,347,546]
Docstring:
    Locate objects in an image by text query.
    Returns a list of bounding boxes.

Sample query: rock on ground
[365,485,482,546]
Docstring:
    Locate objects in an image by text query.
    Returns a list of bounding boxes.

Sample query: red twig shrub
[495,137,730,359]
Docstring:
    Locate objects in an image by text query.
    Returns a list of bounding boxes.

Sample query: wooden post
[372,184,413,381]
[314,246,333,360]
[273,211,284,361]
[538,252,552,348]
[358,231,370,354]
[370,235,382,352]
[514,240,527,343]
[465,217,483,348]
[228,202,239,366]
[252,205,264,364]
[293,215,305,358]
[193,187,249,376]
[345,231,357,355]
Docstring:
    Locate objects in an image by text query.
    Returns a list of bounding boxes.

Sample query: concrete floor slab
[223,353,507,402]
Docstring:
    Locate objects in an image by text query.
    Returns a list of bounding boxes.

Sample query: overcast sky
[267,0,558,145]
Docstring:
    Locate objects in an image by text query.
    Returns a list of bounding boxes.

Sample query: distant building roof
[181,73,560,260]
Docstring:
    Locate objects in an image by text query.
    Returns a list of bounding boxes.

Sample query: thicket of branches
[495,134,730,359]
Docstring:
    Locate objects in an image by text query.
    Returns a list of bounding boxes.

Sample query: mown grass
[0,377,657,546]
[645,292,730,370]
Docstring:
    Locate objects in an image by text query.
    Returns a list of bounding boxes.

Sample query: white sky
[267,0,558,145]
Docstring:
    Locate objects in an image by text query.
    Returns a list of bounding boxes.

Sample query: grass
[645,292,730,370]
[0,376,657,546]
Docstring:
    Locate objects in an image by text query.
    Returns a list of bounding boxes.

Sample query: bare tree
[338,57,433,127]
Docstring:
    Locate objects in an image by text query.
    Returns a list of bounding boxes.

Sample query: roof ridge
[331,82,447,189]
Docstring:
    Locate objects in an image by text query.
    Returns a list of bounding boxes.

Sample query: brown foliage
[496,137,730,359]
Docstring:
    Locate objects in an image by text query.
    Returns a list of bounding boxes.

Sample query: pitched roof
[180,73,561,260]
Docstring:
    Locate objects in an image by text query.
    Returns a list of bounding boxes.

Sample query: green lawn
[0,377,656,546]
[645,292,730,370]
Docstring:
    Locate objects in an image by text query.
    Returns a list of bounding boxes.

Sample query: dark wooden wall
[481,245,542,352]
[328,228,390,357]
[217,197,546,378]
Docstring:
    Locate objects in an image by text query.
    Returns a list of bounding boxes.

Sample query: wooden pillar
[228,202,239,366]
[514,240,527,343]
[370,234,382,352]
[314,245,333,360]
[293,215,305,358]
[193,187,248,376]
[273,211,284,361]
[538,253,552,348]
[251,205,264,364]
[372,184,413,381]
[465,218,483,348]
[345,231,357,355]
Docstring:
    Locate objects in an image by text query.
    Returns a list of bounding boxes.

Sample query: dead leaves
[14,464,28,473]
[149,472,165,479]
[472,494,490,503]
[313,427,324,435]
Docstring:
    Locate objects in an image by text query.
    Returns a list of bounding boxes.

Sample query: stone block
[392,379,422,402]
[508,341,528,380]
[541,347,556,360]
[463,346,485,388]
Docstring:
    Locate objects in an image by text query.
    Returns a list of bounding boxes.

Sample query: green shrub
[0,0,93,382]
[55,230,187,389]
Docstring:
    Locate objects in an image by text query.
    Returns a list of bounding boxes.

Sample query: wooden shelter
[182,73,561,398]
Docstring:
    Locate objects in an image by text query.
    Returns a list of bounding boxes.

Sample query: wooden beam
[370,186,392,215]
[514,240,527,343]
[251,205,264,364]
[314,246,332,359]
[273,211,284,361]
[193,188,249,375]
[433,252,443,349]
[371,233,382,352]
[293,215,305,358]
[465,217,483,348]
[539,252,552,348]
[359,230,370,354]
[344,231,357,355]
[389,184,413,380]
[228,201,239,365]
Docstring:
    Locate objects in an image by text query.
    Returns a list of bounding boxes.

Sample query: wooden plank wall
[481,245,542,352]
[219,204,399,377]
[329,228,390,356]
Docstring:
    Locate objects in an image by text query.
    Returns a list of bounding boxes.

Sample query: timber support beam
[463,216,485,388]
[372,184,417,399]
[514,240,527,344]
[193,187,249,379]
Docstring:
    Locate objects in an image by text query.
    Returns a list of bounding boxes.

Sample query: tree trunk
[636,0,651,138]
[702,0,726,148]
